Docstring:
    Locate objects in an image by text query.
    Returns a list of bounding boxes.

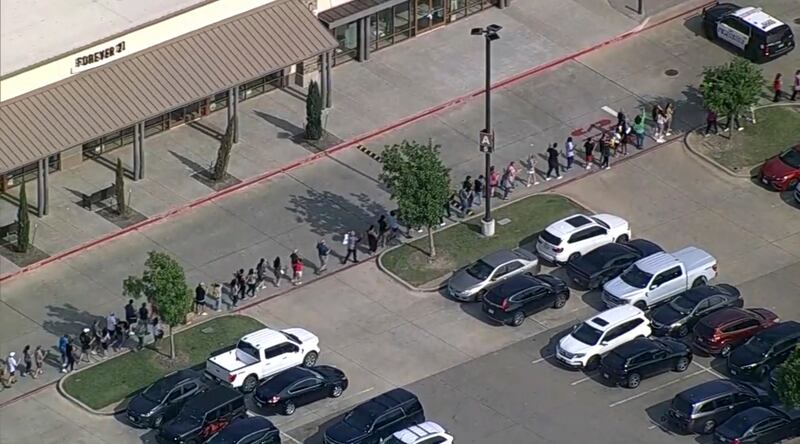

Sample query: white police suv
[702,3,794,62]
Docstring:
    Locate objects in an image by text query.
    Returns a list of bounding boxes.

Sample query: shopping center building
[0,0,502,216]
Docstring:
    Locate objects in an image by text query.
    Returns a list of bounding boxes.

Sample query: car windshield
[141,379,171,402]
[466,260,494,280]
[779,148,800,169]
[719,417,753,436]
[669,296,696,315]
[619,265,652,289]
[572,323,603,345]
[343,409,373,432]
[744,335,771,356]
[766,25,791,44]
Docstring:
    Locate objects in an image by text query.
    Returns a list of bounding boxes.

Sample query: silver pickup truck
[602,247,718,310]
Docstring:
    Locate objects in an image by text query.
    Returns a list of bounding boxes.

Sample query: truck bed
[671,246,716,274]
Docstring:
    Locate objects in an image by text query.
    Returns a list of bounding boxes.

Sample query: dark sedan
[714,406,800,444]
[253,365,347,415]
[127,369,208,428]
[600,337,692,389]
[565,239,662,290]
[650,284,742,337]
[482,273,569,327]
[205,417,281,444]
[728,321,800,380]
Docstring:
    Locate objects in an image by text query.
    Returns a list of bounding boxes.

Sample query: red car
[759,145,800,191]
[693,307,779,357]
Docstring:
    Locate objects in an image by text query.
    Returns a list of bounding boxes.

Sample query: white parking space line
[692,360,724,379]
[602,106,618,117]
[281,432,303,444]
[570,374,595,385]
[532,354,554,364]
[608,369,706,407]
[338,386,375,403]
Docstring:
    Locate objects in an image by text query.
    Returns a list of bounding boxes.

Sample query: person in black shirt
[583,137,595,170]
[473,176,484,207]
[138,302,149,324]
[545,143,561,180]
[600,137,611,170]
[124,299,137,325]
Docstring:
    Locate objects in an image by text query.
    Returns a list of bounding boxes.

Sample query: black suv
[566,239,662,290]
[127,369,208,428]
[158,386,247,444]
[666,379,771,435]
[482,273,569,327]
[206,417,281,444]
[323,388,425,444]
[600,337,692,389]
[727,321,800,380]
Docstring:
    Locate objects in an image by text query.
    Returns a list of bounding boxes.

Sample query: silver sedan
[447,248,540,302]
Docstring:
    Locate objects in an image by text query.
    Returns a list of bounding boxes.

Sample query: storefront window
[449,0,467,20]
[82,126,134,159]
[370,2,412,51]
[2,154,60,189]
[334,21,359,65]
[209,91,229,113]
[145,115,167,137]
[394,3,411,42]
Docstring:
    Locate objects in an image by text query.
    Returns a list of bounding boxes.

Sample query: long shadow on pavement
[286,188,389,239]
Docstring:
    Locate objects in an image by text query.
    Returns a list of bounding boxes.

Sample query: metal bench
[0,220,19,240]
[81,183,116,210]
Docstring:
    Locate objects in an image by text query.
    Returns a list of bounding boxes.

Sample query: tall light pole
[471,24,501,237]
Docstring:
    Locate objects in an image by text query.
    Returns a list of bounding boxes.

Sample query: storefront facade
[321,0,497,65]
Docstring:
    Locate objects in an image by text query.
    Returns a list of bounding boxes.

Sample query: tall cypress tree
[16,184,30,253]
[305,80,322,141]
[115,158,127,215]
[213,115,235,181]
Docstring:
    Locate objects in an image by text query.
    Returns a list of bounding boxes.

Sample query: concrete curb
[56,313,264,417]
[683,103,800,178]
[0,0,715,284]
[376,192,596,293]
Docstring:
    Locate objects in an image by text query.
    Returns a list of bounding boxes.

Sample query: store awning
[319,0,408,28]
[0,0,338,173]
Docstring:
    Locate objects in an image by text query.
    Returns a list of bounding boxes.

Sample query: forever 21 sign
[72,41,126,73]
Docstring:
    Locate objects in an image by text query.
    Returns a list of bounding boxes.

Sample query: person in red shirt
[292,258,304,286]
[773,73,782,102]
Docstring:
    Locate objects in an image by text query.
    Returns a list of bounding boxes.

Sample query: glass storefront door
[415,0,445,33]
[333,21,359,65]
[370,2,412,51]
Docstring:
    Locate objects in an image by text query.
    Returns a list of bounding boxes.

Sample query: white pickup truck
[205,327,320,393]
[601,247,718,310]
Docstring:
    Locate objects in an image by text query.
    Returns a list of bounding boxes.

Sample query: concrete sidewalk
[0,0,647,274]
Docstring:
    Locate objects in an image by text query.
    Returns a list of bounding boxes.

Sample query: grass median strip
[62,315,264,410]
[381,194,584,287]
[704,106,800,172]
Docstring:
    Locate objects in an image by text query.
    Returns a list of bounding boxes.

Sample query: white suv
[536,214,631,265]
[556,305,651,370]
[381,422,453,444]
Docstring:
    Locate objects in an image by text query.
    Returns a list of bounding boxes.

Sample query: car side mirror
[601,341,609,346]
[572,325,579,333]
[649,285,658,291]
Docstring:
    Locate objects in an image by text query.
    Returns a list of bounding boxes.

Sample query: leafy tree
[213,115,236,181]
[305,80,322,141]
[776,346,800,409]
[115,158,127,216]
[16,184,30,253]
[700,58,763,134]
[380,140,450,258]
[123,251,193,359]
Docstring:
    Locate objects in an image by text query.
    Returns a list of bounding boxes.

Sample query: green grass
[707,106,800,171]
[62,315,264,410]
[381,194,584,286]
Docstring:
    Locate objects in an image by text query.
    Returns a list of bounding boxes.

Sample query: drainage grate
[665,69,679,77]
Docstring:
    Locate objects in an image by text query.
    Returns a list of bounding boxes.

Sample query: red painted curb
[0,1,712,284]
[0,380,56,410]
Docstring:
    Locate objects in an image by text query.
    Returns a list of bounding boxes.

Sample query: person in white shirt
[792,70,800,101]
[6,352,18,384]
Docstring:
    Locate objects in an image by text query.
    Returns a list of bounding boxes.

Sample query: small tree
[123,251,193,359]
[305,80,322,141]
[213,116,236,181]
[700,58,762,135]
[776,346,800,409]
[380,140,450,258]
[16,184,30,253]
[115,158,127,216]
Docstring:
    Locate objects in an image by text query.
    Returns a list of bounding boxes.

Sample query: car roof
[185,386,242,410]
[392,422,446,442]
[679,379,742,403]
[612,337,659,357]
[267,366,315,390]
[480,250,522,267]
[625,239,663,256]
[545,214,596,237]
[633,251,681,273]
[584,242,635,263]
[698,307,753,327]
[587,305,643,330]
[679,285,732,302]
[489,274,542,295]
[160,369,201,386]
[755,321,800,342]
[732,6,785,32]
[214,417,276,441]
[356,388,419,419]
[241,328,293,348]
